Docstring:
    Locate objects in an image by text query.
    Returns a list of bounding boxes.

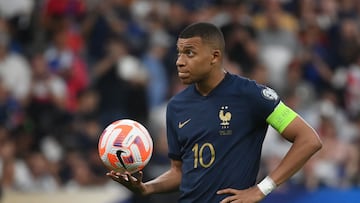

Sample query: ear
[211,50,221,65]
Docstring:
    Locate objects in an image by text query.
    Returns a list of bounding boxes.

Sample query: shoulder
[227,73,281,117]
[231,73,277,97]
[226,73,264,96]
[233,74,257,89]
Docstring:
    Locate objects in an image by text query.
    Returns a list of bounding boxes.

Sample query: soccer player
[107,22,322,203]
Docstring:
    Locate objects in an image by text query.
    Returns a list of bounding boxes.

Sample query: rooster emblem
[219,106,232,127]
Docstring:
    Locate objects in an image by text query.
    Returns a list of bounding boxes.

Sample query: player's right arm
[143,159,182,195]
[107,159,182,195]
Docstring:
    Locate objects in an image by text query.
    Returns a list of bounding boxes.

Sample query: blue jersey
[166,73,280,203]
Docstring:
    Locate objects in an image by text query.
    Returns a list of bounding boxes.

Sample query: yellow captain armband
[266,101,297,133]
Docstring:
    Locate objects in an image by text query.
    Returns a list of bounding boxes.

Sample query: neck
[196,69,226,96]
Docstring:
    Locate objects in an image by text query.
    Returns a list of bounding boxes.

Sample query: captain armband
[266,102,297,133]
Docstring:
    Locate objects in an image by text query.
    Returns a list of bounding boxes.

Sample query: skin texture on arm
[107,159,182,196]
[268,116,322,186]
[143,159,182,195]
[217,116,322,203]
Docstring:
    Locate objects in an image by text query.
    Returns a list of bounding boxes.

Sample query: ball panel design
[98,119,153,174]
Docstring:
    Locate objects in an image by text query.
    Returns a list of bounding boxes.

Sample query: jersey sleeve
[247,82,281,122]
[166,102,182,161]
[246,81,297,133]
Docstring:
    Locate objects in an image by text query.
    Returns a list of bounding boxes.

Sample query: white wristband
[257,176,277,196]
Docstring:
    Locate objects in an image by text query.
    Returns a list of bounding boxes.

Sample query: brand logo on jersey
[261,87,278,100]
[219,106,231,129]
[178,119,191,128]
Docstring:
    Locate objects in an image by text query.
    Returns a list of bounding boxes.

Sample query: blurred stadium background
[0,0,359,202]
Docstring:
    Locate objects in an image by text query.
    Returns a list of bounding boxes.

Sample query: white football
[98,119,153,173]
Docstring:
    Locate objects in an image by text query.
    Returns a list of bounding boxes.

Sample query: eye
[185,50,194,57]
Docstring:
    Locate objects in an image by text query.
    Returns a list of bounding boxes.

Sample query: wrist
[142,182,153,196]
[257,176,277,196]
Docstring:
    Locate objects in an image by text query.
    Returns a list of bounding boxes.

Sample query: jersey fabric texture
[166,72,282,203]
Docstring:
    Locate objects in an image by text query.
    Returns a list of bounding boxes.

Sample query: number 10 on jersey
[192,143,215,168]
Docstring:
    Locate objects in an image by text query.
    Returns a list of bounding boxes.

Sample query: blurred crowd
[0,0,359,202]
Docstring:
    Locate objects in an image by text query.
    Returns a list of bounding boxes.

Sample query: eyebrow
[177,45,196,51]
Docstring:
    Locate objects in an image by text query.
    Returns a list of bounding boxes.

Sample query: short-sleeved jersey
[166,72,280,203]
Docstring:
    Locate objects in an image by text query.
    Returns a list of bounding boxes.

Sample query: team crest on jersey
[218,106,232,135]
[261,87,278,100]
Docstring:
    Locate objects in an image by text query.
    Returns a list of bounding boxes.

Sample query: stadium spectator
[218,1,258,76]
[44,26,89,112]
[26,52,68,144]
[92,36,148,127]
[0,0,34,53]
[303,115,358,189]
[141,27,171,110]
[0,79,23,129]
[255,1,301,93]
[81,0,146,66]
[0,21,31,104]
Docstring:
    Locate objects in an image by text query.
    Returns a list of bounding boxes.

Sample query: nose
[176,54,185,68]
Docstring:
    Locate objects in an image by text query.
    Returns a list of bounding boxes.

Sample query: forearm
[268,117,322,186]
[144,169,181,195]
[143,160,182,195]
[269,135,321,186]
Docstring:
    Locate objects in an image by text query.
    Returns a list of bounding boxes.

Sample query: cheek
[193,58,212,75]
[191,55,210,68]
[187,61,204,77]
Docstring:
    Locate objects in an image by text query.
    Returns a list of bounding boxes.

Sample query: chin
[179,78,193,85]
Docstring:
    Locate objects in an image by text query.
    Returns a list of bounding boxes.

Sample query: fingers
[218,188,235,203]
[125,171,142,183]
[106,170,143,184]
[136,171,143,184]
[220,195,246,203]
[218,188,263,203]
[106,170,146,195]
[218,188,243,203]
[106,171,123,183]
[126,172,134,184]
[106,170,130,183]
[217,188,238,195]
[219,196,236,203]
[106,170,119,179]
[107,173,121,183]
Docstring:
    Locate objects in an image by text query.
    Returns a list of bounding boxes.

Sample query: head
[176,22,225,85]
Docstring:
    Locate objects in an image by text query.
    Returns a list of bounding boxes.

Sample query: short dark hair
[179,22,225,53]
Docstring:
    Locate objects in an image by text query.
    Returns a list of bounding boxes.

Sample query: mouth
[178,72,190,79]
